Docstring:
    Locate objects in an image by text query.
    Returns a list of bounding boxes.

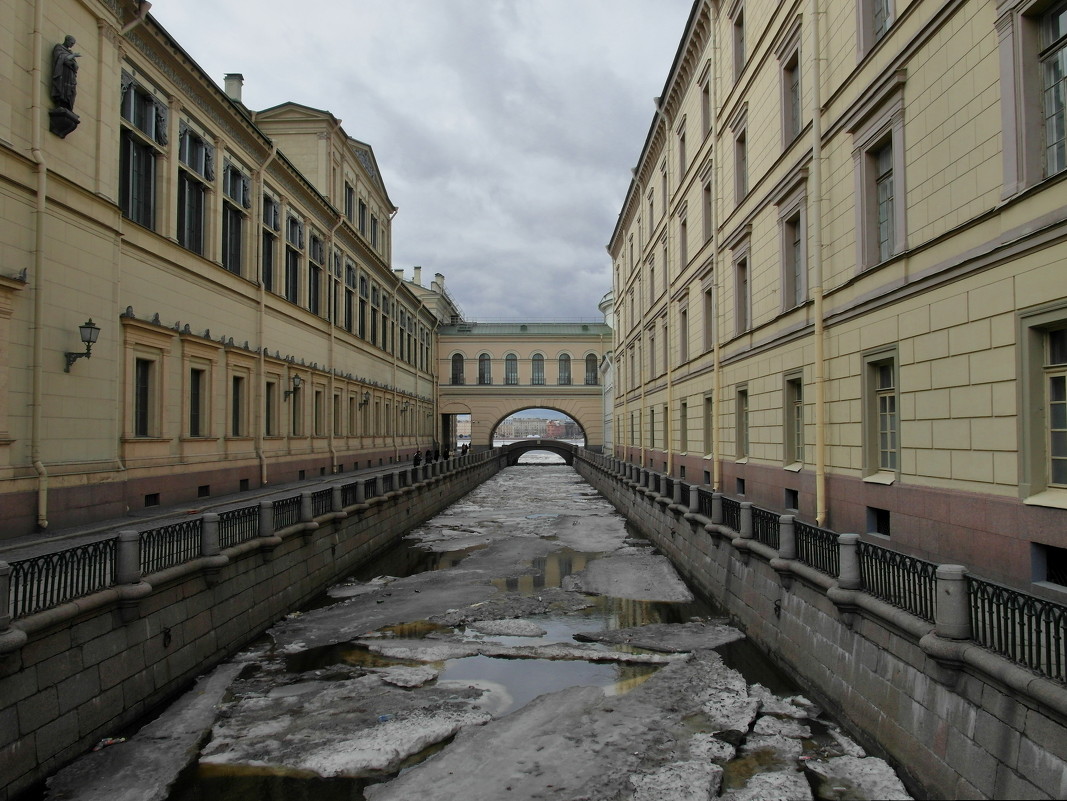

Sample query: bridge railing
[581,453,1067,686]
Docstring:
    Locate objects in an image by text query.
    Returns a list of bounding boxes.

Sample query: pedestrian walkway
[0,458,427,564]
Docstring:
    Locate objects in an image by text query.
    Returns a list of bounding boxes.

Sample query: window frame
[1018,303,1067,504]
[784,372,805,467]
[736,385,750,460]
[862,346,900,479]
[858,0,896,57]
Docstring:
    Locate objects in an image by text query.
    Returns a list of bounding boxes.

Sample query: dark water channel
[158,459,870,800]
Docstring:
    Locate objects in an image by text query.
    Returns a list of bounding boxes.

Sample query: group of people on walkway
[411,442,468,469]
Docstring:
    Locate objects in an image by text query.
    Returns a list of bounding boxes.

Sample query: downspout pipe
[327,213,343,473]
[30,0,49,529]
[711,1,722,492]
[254,143,278,486]
[810,0,828,526]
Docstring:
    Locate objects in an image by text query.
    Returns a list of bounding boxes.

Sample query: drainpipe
[254,143,278,485]
[389,267,403,463]
[710,3,722,492]
[327,213,343,473]
[654,100,674,478]
[29,0,49,529]
[810,0,828,526]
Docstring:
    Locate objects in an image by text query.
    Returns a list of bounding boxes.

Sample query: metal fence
[794,519,840,577]
[140,519,202,575]
[697,487,714,518]
[9,538,116,618]
[721,496,741,533]
[969,576,1067,683]
[341,482,360,507]
[311,489,333,517]
[751,506,780,549]
[272,496,301,530]
[218,505,259,549]
[662,476,674,499]
[678,482,691,508]
[858,541,937,623]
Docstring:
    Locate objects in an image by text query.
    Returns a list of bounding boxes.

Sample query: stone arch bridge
[437,321,611,452]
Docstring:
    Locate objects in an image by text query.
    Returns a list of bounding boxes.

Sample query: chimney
[413,266,423,286]
[393,268,405,282]
[224,73,244,104]
[434,273,445,293]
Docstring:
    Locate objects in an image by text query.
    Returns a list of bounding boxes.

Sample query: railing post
[837,533,861,590]
[935,565,972,641]
[259,500,274,536]
[711,492,723,525]
[673,480,683,506]
[689,487,700,514]
[393,469,403,489]
[332,485,344,512]
[0,562,11,633]
[201,513,220,557]
[354,480,366,504]
[778,514,796,561]
[116,530,142,586]
[739,502,753,539]
[368,476,380,497]
[300,491,314,523]
[640,469,649,488]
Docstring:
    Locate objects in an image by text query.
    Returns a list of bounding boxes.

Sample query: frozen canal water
[47,458,913,801]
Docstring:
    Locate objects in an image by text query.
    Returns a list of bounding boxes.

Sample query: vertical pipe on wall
[710,0,722,493]
[30,0,49,529]
[254,144,277,486]
[810,0,828,526]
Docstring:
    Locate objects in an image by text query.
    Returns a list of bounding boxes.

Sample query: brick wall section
[0,458,501,800]
[576,458,1067,801]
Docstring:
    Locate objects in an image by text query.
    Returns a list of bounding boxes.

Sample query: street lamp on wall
[64,319,100,372]
[400,400,410,413]
[283,374,302,402]
[359,391,370,408]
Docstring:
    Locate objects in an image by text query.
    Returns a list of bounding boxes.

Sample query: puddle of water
[284,641,421,673]
[437,654,657,717]
[177,762,374,801]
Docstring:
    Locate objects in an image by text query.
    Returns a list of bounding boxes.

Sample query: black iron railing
[9,538,116,618]
[858,541,937,623]
[218,505,259,549]
[382,473,395,493]
[311,488,333,517]
[363,478,378,499]
[697,488,714,518]
[969,577,1067,683]
[273,496,301,530]
[678,482,691,508]
[341,482,360,507]
[140,519,202,575]
[794,520,839,577]
[721,496,741,532]
[751,507,780,549]
[662,477,674,499]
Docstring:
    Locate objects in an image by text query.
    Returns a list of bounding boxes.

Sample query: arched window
[478,353,492,385]
[505,354,518,385]
[558,354,572,385]
[532,354,545,385]
[451,353,464,385]
[585,354,599,385]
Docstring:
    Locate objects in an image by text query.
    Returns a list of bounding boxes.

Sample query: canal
[47,457,911,800]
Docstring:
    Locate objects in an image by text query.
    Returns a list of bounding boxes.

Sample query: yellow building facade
[609,0,1067,592]
[0,0,451,537]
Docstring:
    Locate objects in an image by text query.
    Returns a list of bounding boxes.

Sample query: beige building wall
[0,0,450,536]
[609,0,1067,592]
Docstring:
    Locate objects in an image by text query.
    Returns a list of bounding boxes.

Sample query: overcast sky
[152,1,692,321]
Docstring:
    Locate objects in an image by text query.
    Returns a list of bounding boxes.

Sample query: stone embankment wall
[575,455,1067,801]
[0,456,500,800]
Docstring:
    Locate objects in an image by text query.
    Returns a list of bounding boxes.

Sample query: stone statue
[51,36,81,111]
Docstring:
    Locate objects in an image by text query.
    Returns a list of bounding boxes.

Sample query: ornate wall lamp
[64,319,100,371]
[283,374,302,401]
[400,401,410,413]
[359,391,371,408]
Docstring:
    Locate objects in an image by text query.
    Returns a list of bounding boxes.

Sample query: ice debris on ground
[804,755,913,800]
[630,760,723,801]
[466,619,548,637]
[722,769,814,801]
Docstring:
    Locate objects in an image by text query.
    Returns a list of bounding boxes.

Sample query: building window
[701,78,712,137]
[290,384,302,436]
[285,217,303,304]
[649,406,656,450]
[679,304,689,363]
[703,394,714,456]
[649,331,656,377]
[782,210,806,309]
[558,354,572,385]
[1043,5,1067,175]
[265,381,277,437]
[1047,328,1067,486]
[177,126,213,256]
[859,0,895,54]
[358,275,368,339]
[851,76,906,270]
[734,256,750,334]
[532,354,545,385]
[780,33,802,145]
[680,401,688,452]
[736,387,749,458]
[371,215,379,249]
[677,121,687,175]
[133,356,157,438]
[313,389,324,437]
[703,286,715,351]
[451,354,465,385]
[358,199,367,235]
[189,367,206,437]
[478,353,492,385]
[678,214,688,268]
[702,182,714,242]
[308,234,324,316]
[732,3,746,79]
[585,354,599,385]
[1019,309,1067,500]
[344,182,355,221]
[231,375,246,437]
[734,126,748,201]
[505,353,519,385]
[119,77,165,230]
[344,264,356,333]
[785,375,804,465]
[864,350,898,475]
